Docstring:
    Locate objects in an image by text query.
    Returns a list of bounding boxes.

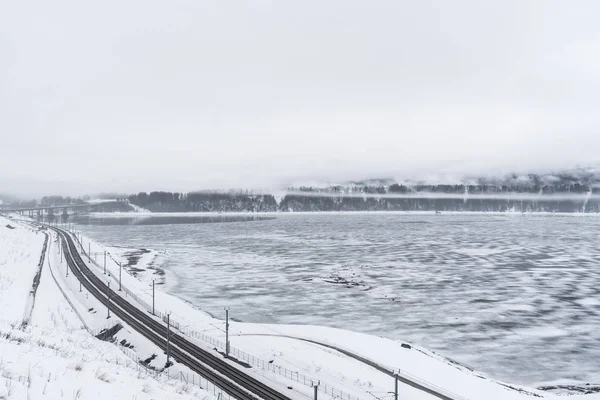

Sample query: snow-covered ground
[129,203,151,213]
[102,244,168,286]
[4,213,600,400]
[0,215,213,399]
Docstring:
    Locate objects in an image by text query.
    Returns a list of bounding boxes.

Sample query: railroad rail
[41,223,294,400]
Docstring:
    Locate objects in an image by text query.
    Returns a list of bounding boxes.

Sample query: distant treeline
[6,171,600,213]
[129,191,278,212]
[278,186,599,213]
[127,181,600,213]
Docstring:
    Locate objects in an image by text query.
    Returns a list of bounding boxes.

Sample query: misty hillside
[124,170,600,213]
[5,170,600,213]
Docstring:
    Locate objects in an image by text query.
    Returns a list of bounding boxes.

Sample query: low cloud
[2,1,600,197]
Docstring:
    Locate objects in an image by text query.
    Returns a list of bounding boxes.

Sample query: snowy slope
[0,215,212,400]
[0,220,44,323]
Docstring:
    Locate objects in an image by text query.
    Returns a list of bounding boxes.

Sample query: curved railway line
[26,219,468,400]
[40,223,295,400]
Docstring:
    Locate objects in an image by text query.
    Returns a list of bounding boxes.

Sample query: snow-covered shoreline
[88,210,600,217]
[3,214,600,399]
[98,244,173,288]
[70,219,600,400]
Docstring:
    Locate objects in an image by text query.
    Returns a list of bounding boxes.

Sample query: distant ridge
[121,168,600,213]
[7,168,600,213]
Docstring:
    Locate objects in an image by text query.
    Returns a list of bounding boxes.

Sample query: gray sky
[1,1,600,197]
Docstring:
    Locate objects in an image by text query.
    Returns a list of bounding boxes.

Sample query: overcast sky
[2,1,600,197]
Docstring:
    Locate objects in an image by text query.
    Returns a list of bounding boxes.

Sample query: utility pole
[225,307,230,357]
[394,372,399,400]
[152,279,155,315]
[166,312,171,365]
[107,281,111,319]
[88,243,91,262]
[312,381,319,400]
[103,251,106,274]
[66,251,69,277]
[119,262,122,291]
[80,280,82,292]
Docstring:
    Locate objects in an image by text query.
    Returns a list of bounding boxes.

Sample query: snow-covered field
[5,212,600,399]
[0,215,212,399]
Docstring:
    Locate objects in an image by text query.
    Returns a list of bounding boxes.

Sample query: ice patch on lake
[451,247,508,256]
[514,326,571,338]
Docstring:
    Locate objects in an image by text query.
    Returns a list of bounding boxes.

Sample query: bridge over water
[0,200,130,218]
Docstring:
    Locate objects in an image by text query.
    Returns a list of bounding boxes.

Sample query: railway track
[43,223,294,400]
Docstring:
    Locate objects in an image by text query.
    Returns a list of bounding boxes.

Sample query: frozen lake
[71,213,600,387]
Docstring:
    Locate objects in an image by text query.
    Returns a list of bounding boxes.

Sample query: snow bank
[0,322,209,400]
[0,220,44,323]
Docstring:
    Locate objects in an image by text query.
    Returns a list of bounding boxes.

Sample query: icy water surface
[73,213,600,386]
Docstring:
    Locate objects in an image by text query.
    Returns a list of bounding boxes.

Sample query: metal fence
[166,315,362,400]
[112,339,232,400]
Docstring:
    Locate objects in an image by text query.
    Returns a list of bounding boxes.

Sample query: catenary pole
[225,307,230,357]
[167,312,171,365]
[107,281,111,319]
